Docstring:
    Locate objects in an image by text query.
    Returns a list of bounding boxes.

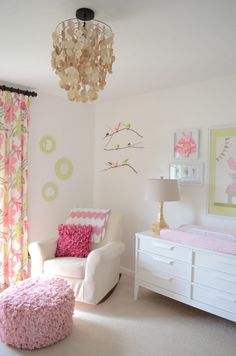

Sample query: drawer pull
[152,272,172,281]
[216,294,236,303]
[220,261,236,267]
[215,275,236,283]
[153,242,174,250]
[152,256,173,265]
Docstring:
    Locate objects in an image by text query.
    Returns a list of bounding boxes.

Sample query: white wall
[28,92,95,242]
[93,75,236,271]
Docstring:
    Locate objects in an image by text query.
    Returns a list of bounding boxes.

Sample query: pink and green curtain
[0,90,32,287]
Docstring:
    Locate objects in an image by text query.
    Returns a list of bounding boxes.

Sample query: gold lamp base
[151,202,169,235]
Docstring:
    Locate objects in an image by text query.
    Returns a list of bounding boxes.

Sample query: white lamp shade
[145,178,180,202]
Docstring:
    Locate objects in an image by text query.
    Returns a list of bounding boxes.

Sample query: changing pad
[160,224,236,255]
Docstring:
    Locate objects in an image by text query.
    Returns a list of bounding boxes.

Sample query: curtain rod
[0,85,37,97]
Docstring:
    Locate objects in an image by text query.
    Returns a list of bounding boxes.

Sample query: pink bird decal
[114,122,121,132]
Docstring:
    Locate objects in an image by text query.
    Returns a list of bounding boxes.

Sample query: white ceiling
[1,0,236,101]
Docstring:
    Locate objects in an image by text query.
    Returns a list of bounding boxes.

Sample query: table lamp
[145,176,180,235]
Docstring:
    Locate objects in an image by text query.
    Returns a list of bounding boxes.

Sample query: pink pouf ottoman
[0,277,75,350]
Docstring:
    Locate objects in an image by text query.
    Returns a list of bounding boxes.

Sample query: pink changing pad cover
[160,224,236,255]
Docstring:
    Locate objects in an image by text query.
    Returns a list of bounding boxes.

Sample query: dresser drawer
[194,251,236,275]
[192,285,236,314]
[138,237,191,262]
[193,267,236,295]
[138,268,189,297]
[138,252,190,280]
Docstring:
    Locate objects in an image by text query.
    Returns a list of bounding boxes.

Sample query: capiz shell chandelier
[51,8,115,103]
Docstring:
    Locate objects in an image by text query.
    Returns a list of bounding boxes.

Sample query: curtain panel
[0,90,31,287]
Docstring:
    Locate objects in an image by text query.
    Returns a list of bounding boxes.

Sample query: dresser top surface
[135,230,236,260]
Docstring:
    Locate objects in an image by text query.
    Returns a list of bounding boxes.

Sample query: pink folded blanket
[160,224,236,255]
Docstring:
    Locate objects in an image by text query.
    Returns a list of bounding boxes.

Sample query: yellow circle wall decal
[42,182,58,202]
[39,135,56,154]
[55,158,73,180]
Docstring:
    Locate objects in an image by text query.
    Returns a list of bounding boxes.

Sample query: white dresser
[135,231,236,322]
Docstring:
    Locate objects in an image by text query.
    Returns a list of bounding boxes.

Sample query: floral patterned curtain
[0,90,31,287]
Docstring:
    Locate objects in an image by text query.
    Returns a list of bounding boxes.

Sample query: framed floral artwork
[174,128,200,159]
[208,125,236,217]
[170,162,204,185]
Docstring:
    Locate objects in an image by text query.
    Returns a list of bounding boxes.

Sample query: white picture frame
[173,128,200,159]
[169,161,204,185]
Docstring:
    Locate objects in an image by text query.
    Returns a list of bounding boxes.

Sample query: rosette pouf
[0,277,75,350]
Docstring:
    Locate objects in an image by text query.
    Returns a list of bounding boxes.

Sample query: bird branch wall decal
[101,122,144,174]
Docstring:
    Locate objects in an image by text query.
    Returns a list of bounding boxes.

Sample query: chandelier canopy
[51,8,115,103]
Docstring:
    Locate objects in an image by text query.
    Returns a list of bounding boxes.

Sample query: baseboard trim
[120,266,134,277]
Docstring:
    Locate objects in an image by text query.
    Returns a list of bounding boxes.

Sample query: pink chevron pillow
[66,208,111,243]
[55,224,93,258]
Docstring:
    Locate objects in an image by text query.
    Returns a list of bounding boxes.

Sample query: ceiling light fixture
[51,8,115,103]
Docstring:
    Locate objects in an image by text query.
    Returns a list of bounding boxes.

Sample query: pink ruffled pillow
[55,224,93,258]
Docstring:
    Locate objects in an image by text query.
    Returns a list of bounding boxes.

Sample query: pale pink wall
[28,92,95,242]
[93,75,236,271]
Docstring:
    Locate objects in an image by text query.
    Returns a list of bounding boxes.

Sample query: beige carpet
[0,275,235,356]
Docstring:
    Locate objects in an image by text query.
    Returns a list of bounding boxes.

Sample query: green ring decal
[55,158,73,180]
[39,135,56,154]
[42,182,58,202]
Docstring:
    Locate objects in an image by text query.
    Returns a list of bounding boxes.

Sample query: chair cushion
[44,257,87,279]
[56,224,93,258]
[66,208,110,243]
